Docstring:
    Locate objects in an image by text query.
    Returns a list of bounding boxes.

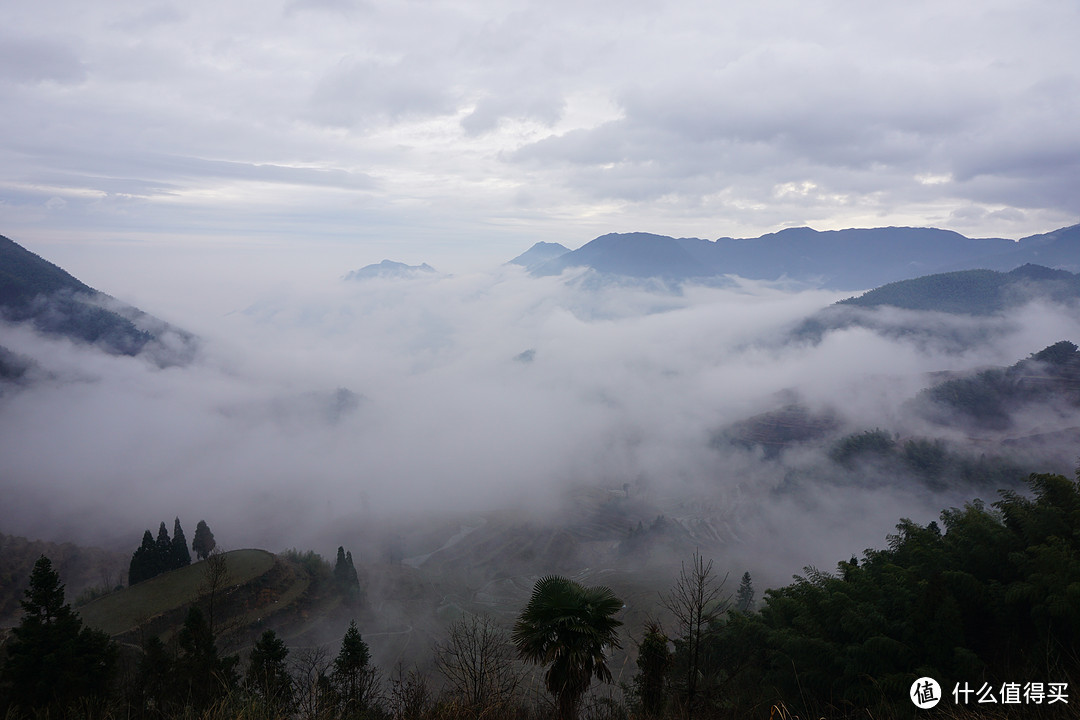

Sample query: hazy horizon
[3,0,1079,283]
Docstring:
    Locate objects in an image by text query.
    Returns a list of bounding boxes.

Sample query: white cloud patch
[3,266,1079,578]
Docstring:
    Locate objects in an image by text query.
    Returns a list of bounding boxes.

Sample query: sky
[2,0,1080,301]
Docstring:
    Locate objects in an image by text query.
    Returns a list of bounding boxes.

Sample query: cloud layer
[1,0,1078,264]
[3,268,1079,585]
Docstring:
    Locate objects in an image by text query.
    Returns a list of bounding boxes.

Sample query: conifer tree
[736,572,755,612]
[156,521,172,569]
[332,620,377,717]
[175,606,239,711]
[334,546,348,582]
[0,556,117,710]
[129,529,158,585]
[346,550,357,581]
[172,517,192,568]
[135,635,177,712]
[193,519,216,560]
[246,630,294,711]
[633,621,672,718]
[333,547,362,605]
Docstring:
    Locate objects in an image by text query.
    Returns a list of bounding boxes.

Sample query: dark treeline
[4,471,1080,719]
[670,471,1080,719]
[129,518,215,585]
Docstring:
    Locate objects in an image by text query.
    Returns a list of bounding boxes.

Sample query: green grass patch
[79,549,275,637]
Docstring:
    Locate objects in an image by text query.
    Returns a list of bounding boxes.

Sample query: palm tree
[512,575,623,720]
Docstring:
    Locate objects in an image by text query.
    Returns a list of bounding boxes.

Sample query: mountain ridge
[0,234,197,368]
[519,223,1080,289]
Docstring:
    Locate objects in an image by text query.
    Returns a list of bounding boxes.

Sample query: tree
[292,645,334,720]
[662,551,728,719]
[0,556,117,711]
[346,551,359,588]
[434,614,523,713]
[174,606,239,711]
[736,572,754,613]
[246,630,294,712]
[632,621,672,718]
[134,635,177,713]
[129,520,191,586]
[388,662,432,720]
[129,529,159,585]
[512,575,623,720]
[332,620,380,718]
[156,521,173,567]
[334,546,361,604]
[334,546,348,579]
[199,549,231,637]
[172,517,192,569]
[193,519,216,560]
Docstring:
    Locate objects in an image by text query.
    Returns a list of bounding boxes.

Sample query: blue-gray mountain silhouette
[344,259,437,281]
[524,224,1080,289]
[0,234,196,366]
[507,241,570,271]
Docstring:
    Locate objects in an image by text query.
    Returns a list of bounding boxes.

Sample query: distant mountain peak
[344,259,437,281]
[507,241,570,271]
[531,232,706,279]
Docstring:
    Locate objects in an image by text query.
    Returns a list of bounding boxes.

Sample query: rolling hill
[836,264,1080,315]
[789,263,1080,349]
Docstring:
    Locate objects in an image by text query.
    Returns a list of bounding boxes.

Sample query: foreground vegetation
[4,470,1080,719]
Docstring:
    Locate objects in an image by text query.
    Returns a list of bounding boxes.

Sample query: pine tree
[0,556,117,710]
[346,550,358,584]
[736,572,754,613]
[172,517,192,569]
[334,546,348,583]
[135,636,177,712]
[129,529,157,585]
[156,521,173,570]
[193,519,216,561]
[175,606,239,711]
[246,630,294,711]
[332,620,377,717]
[633,621,672,718]
[334,547,362,604]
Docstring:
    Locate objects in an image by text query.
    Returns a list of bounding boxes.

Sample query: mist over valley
[4,229,1080,585]
[4,1,1080,713]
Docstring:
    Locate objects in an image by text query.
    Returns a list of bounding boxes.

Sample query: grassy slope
[79,549,275,638]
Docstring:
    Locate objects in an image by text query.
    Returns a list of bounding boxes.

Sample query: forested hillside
[0,235,196,366]
[4,470,1080,718]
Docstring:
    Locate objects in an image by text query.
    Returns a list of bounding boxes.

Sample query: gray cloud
[1,0,1076,251]
[308,56,458,129]
[0,33,87,86]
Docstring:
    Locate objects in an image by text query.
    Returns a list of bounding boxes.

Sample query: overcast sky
[2,0,1079,298]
